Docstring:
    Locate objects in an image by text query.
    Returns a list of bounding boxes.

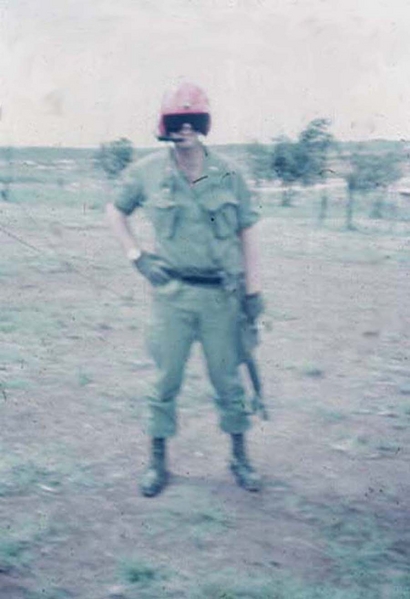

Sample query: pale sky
[1,0,410,147]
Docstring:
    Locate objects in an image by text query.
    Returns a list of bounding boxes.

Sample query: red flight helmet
[157,82,211,138]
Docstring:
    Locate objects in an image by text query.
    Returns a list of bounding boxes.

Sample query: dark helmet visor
[163,113,210,135]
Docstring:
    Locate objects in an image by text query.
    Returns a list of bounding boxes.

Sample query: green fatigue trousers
[146,280,251,438]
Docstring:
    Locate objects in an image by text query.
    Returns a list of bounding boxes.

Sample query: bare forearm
[106,203,140,256]
[240,224,262,294]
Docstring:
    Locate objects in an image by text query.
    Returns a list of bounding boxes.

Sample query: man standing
[106,82,264,497]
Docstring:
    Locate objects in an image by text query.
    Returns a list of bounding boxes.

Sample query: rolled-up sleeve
[114,164,145,216]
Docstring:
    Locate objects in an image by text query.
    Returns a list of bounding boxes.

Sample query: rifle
[238,306,269,421]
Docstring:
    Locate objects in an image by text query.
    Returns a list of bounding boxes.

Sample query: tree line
[1,128,404,228]
[247,118,405,228]
[93,124,405,230]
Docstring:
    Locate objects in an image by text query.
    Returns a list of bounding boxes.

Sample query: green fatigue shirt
[114,146,259,276]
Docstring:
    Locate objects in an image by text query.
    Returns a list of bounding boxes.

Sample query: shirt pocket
[205,193,239,239]
[151,193,180,239]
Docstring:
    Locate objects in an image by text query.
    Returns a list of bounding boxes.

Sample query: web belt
[164,268,224,287]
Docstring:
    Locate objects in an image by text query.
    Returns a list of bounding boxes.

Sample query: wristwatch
[127,247,142,262]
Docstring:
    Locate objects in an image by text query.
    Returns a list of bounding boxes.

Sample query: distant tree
[298,119,334,184]
[246,141,273,188]
[347,151,402,223]
[297,119,336,223]
[272,137,302,206]
[1,146,13,202]
[345,174,357,230]
[96,137,134,179]
[1,180,10,201]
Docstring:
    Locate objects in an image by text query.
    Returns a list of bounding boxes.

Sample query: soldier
[106,82,264,497]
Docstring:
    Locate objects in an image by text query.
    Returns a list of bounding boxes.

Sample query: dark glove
[133,252,172,286]
[243,292,264,323]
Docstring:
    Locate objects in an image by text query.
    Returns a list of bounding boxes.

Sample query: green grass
[0,261,19,278]
[25,589,73,599]
[398,401,410,416]
[191,570,378,599]
[293,499,410,596]
[141,489,233,543]
[0,347,23,364]
[315,408,348,424]
[0,517,50,574]
[0,537,29,573]
[118,557,163,585]
[0,447,98,497]
[0,305,60,337]
[116,556,176,599]
[375,440,402,455]
[331,433,404,459]
[0,321,18,334]
[77,368,94,387]
[0,460,61,496]
[300,363,325,378]
[5,185,102,207]
[326,517,402,592]
[399,385,410,397]
[1,377,32,391]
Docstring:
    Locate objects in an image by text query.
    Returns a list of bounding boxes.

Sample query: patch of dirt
[1,202,410,598]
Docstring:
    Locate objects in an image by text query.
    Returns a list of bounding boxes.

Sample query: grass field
[1,157,410,598]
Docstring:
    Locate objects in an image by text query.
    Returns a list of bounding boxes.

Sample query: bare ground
[1,197,410,598]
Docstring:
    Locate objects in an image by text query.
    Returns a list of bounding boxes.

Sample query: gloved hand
[132,252,172,286]
[243,292,265,323]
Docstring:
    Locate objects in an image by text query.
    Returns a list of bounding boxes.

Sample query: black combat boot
[230,433,262,492]
[140,438,169,497]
